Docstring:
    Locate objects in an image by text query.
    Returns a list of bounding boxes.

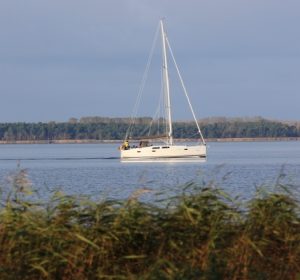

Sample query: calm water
[0,142,299,201]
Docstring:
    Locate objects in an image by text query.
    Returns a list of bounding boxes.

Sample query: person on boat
[124,140,129,150]
[119,140,129,150]
[139,140,149,148]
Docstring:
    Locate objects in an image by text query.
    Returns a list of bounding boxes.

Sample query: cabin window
[184,148,188,150]
[162,146,170,149]
[152,147,160,149]
[137,151,141,153]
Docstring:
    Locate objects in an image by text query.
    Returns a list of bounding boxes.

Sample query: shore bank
[0,137,299,144]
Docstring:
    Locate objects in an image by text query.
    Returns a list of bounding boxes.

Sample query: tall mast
[160,19,173,145]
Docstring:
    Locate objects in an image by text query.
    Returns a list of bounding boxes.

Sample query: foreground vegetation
[0,171,299,279]
[1,116,300,141]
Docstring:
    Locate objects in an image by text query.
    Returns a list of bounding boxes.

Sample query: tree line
[0,117,299,141]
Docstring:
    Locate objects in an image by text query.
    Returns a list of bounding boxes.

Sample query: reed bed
[0,170,299,279]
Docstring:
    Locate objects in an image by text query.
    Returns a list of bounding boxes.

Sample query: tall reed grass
[0,169,299,279]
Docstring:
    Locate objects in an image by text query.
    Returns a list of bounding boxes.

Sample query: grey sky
[0,0,299,122]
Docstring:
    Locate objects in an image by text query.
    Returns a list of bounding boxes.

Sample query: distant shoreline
[0,137,299,145]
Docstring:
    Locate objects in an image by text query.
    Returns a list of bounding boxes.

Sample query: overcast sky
[0,0,299,122]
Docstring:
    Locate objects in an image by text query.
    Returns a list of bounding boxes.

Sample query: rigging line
[160,59,168,139]
[165,37,206,145]
[145,69,165,137]
[157,78,165,136]
[162,87,168,142]
[125,23,160,140]
[147,94,163,136]
[137,92,162,137]
[139,98,162,138]
[138,120,152,137]
[126,26,159,140]
[152,67,165,137]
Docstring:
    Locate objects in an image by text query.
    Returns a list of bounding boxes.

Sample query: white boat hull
[121,144,206,162]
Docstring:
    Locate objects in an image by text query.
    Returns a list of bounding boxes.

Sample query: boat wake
[0,157,119,161]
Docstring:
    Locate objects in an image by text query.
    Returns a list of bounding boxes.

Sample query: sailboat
[120,20,207,162]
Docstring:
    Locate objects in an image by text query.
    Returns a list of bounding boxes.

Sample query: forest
[0,117,299,141]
